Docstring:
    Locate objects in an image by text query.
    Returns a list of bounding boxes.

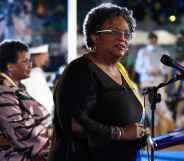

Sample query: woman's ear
[90,34,98,46]
[7,64,14,73]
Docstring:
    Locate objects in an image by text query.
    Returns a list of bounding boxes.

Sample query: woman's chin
[22,73,31,80]
[116,50,126,58]
[114,48,127,57]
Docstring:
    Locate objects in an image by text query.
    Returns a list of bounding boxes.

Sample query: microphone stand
[143,74,184,161]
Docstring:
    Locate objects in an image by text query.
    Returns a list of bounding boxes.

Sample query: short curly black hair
[83,3,136,49]
[0,40,28,72]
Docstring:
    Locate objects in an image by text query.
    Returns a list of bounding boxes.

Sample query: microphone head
[160,54,174,67]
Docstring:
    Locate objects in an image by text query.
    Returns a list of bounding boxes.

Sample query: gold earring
[90,46,96,53]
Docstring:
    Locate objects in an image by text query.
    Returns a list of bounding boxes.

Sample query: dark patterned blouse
[0,76,51,161]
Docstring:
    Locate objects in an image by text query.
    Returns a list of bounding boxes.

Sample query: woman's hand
[121,122,148,140]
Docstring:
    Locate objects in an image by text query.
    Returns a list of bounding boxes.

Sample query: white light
[67,0,77,63]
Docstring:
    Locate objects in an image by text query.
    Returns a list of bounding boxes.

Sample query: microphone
[160,55,184,74]
[146,128,184,151]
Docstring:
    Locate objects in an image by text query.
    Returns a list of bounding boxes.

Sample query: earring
[90,46,96,53]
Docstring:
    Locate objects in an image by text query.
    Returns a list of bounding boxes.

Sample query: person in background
[166,54,184,128]
[0,40,50,161]
[22,44,54,124]
[49,3,149,161]
[135,32,174,135]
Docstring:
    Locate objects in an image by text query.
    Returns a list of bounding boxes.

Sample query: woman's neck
[87,51,123,85]
[88,51,120,67]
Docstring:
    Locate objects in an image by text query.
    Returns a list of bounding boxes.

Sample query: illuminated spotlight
[169,15,176,22]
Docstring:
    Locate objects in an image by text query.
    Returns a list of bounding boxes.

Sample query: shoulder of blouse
[61,56,94,80]
[0,84,14,93]
[67,56,90,70]
[53,56,95,94]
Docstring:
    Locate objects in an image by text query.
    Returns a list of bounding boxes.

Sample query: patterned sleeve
[0,86,50,160]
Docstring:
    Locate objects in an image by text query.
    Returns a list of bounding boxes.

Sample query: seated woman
[0,40,51,161]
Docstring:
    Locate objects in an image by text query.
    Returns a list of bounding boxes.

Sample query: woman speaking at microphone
[49,3,149,161]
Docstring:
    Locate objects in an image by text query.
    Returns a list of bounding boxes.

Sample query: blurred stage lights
[169,15,176,22]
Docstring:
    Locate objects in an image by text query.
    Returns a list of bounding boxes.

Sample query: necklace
[0,72,17,87]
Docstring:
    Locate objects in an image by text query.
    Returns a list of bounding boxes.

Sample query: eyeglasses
[17,59,32,65]
[96,29,133,40]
